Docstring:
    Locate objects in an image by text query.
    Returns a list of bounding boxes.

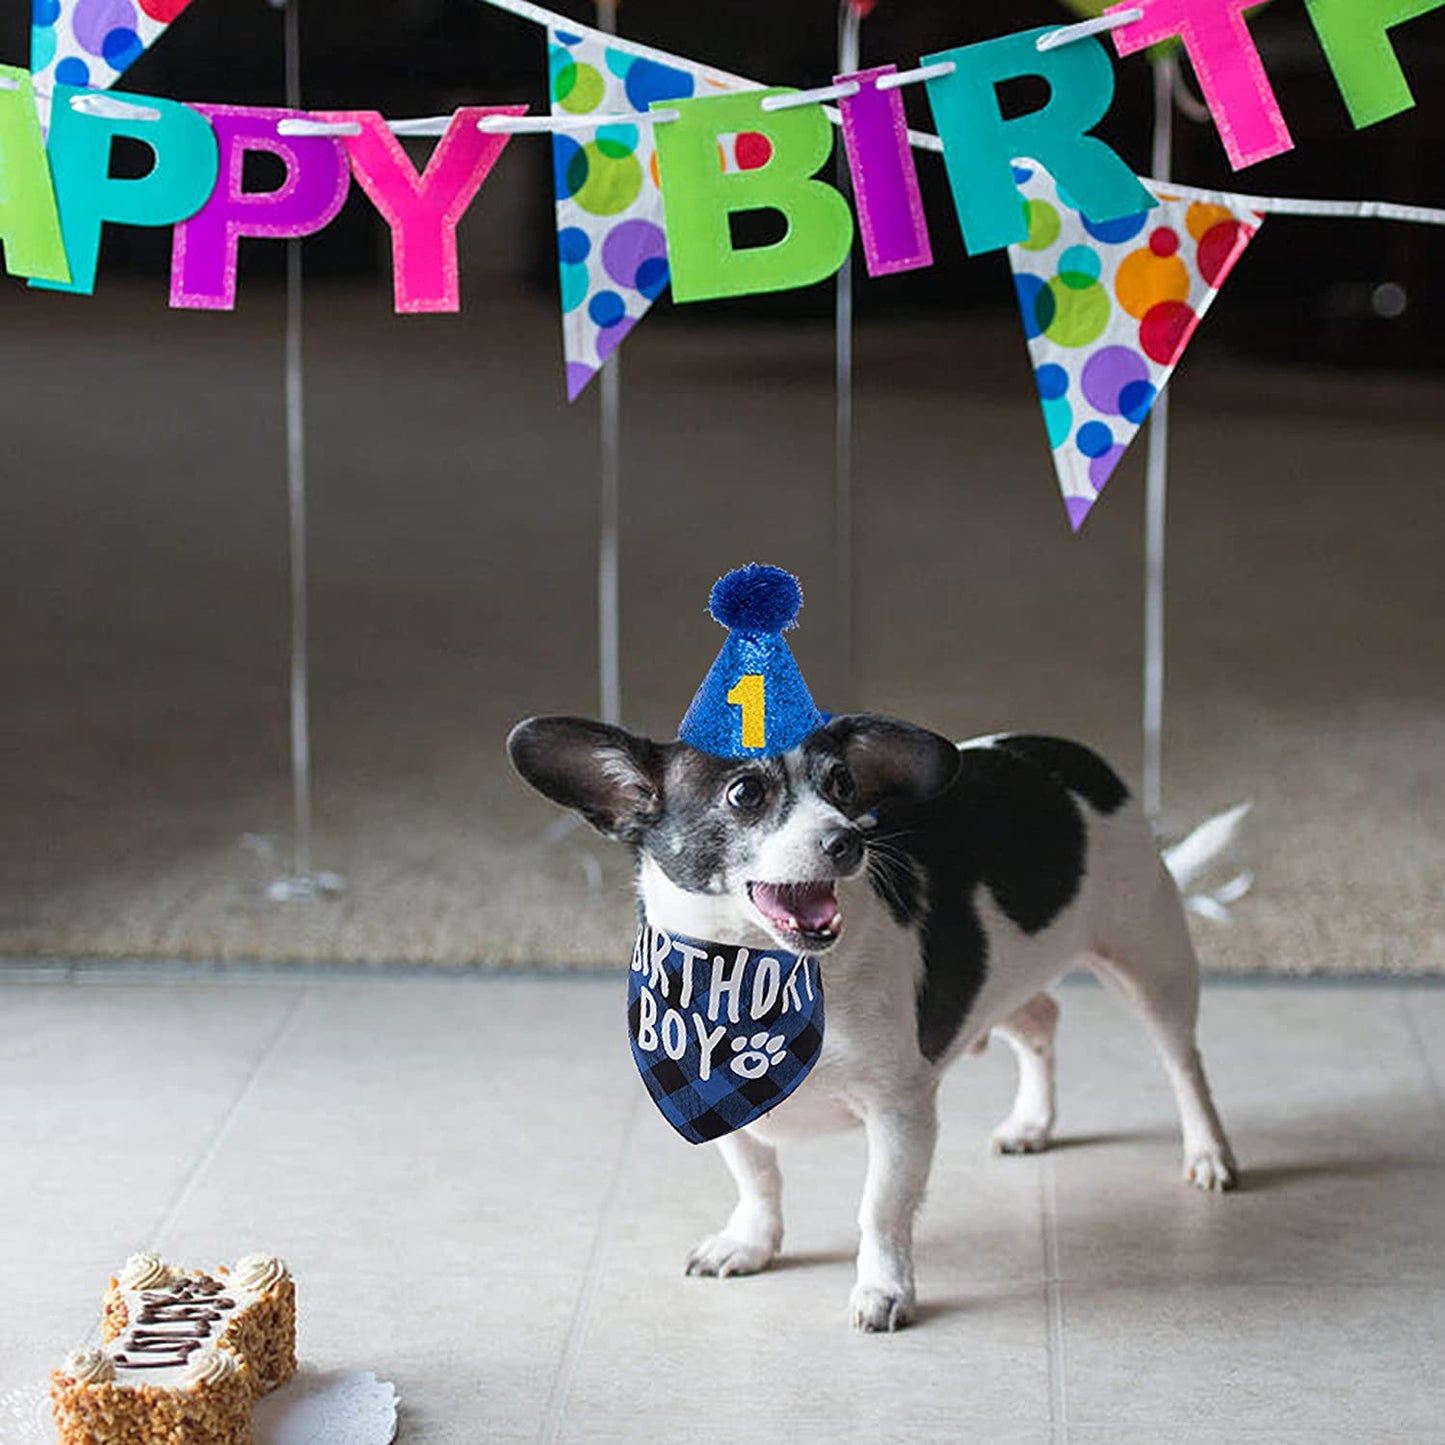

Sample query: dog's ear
[507,716,664,843]
[820,714,960,809]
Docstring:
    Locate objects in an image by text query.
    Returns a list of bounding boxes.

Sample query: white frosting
[185,1349,240,1388]
[62,1349,114,1385]
[100,1254,281,1390]
[117,1251,176,1291]
[234,1253,290,1294]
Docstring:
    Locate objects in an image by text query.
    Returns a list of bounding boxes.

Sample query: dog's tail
[1162,802,1252,895]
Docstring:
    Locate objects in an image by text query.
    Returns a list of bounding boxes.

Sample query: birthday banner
[544,27,757,398]
[1008,163,1263,526]
[4,0,1445,526]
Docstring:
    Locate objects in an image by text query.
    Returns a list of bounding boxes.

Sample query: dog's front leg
[852,1091,939,1332]
[685,1129,784,1279]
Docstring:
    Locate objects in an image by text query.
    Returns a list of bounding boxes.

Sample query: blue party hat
[678,565,824,758]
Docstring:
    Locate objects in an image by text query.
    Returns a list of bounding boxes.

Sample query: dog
[507,713,1238,1332]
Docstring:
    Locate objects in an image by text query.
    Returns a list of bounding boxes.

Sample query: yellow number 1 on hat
[726,674,766,750]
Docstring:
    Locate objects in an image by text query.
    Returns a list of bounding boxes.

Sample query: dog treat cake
[50,1251,295,1445]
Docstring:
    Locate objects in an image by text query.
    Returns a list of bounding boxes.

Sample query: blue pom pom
[708,564,803,634]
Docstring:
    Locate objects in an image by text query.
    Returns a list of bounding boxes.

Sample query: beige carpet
[1,277,1441,973]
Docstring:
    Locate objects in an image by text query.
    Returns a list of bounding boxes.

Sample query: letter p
[171,105,350,310]
[37,86,219,295]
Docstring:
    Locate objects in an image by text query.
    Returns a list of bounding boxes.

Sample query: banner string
[465,0,1445,204]
[875,61,955,92]
[1144,181,1445,228]
[275,101,1445,232]
[24,0,1445,230]
[765,80,859,113]
[475,0,757,89]
[1037,8,1143,52]
[473,0,945,152]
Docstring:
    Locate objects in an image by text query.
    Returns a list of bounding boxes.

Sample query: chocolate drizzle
[113,1275,237,1375]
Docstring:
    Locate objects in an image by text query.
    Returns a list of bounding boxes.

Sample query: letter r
[923,29,1155,256]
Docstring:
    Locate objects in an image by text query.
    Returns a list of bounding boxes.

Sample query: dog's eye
[826,764,856,807]
[725,776,766,812]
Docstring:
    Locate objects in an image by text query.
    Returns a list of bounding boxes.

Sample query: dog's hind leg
[989,992,1059,1155]
[1091,861,1237,1191]
[685,1129,784,1278]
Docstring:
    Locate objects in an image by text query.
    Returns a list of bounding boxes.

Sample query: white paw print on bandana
[729,1032,788,1080]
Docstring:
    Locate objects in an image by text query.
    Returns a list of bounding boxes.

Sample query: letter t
[1107,0,1293,169]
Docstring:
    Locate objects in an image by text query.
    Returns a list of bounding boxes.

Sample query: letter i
[835,65,933,277]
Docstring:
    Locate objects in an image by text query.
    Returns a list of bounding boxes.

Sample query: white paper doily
[0,1385,49,1445]
[0,1365,399,1445]
[253,1367,399,1445]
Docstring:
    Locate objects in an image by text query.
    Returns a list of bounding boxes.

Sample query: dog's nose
[820,827,863,871]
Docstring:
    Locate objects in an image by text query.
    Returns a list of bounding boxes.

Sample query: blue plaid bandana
[628,922,825,1145]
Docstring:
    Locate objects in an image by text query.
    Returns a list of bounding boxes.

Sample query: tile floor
[2,966,1443,1444]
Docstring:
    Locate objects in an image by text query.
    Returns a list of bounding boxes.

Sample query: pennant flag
[547,26,754,400]
[1007,161,1261,529]
[32,1,197,127]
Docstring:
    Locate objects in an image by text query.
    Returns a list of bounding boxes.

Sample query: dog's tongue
[751,882,838,933]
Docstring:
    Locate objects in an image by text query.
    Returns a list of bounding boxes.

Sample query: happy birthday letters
[2,0,1441,310]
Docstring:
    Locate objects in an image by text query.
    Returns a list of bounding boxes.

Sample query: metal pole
[282,0,313,883]
[539,0,621,858]
[260,0,339,899]
[1142,56,1175,825]
[834,0,862,711]
[283,252,314,882]
[597,0,622,726]
[598,356,621,726]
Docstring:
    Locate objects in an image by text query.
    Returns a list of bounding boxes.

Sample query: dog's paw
[990,1117,1053,1155]
[1184,1147,1237,1192]
[684,1233,776,1279]
[849,1283,915,1333]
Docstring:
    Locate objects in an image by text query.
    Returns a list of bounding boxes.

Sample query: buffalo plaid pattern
[628,924,825,1145]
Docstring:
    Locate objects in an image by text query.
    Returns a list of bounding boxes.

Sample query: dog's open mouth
[747,881,843,949]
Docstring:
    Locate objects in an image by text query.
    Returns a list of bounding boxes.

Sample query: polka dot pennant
[31,0,195,130]
[548,27,750,401]
[1007,161,1262,531]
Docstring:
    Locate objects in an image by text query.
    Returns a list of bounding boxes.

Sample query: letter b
[652,90,853,303]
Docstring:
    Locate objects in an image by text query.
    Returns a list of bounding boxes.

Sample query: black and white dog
[507,713,1237,1332]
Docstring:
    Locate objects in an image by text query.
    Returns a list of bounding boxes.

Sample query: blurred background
[0,0,1441,973]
